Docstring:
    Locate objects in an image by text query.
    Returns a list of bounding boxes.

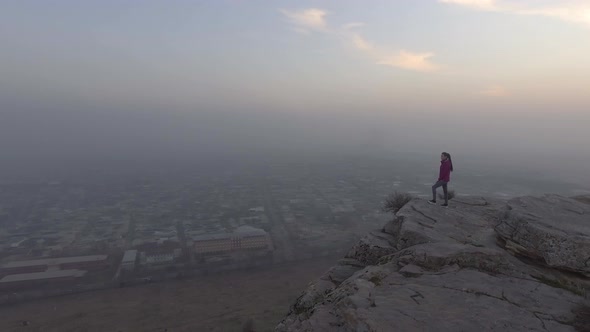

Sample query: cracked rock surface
[496,195,590,276]
[276,195,590,332]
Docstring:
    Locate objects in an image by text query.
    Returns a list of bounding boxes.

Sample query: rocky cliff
[276,195,590,331]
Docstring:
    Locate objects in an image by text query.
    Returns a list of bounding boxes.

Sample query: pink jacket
[438,160,452,182]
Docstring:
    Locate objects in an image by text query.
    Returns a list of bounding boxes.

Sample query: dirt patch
[0,258,336,332]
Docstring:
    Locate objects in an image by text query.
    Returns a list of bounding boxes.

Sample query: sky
[1,0,589,182]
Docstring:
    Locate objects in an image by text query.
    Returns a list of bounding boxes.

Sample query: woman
[429,152,453,207]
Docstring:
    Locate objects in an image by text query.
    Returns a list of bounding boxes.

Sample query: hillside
[277,194,590,331]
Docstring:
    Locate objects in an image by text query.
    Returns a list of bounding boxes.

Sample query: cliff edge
[276,194,590,332]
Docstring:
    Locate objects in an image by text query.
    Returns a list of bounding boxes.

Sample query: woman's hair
[442,152,454,171]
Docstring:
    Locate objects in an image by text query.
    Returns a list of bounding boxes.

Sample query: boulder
[495,195,590,275]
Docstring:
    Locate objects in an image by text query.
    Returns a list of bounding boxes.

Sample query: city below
[1,156,588,304]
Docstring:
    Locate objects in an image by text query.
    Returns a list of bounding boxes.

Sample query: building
[58,255,109,271]
[121,250,137,271]
[136,241,182,266]
[0,269,86,290]
[193,226,272,255]
[233,225,272,250]
[0,262,46,276]
[193,233,232,254]
[141,250,182,265]
[0,255,109,276]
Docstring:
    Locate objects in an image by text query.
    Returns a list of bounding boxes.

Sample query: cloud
[350,33,374,51]
[440,0,496,10]
[348,32,440,72]
[377,51,440,72]
[523,5,590,25]
[280,8,328,33]
[440,0,590,26]
[281,8,442,73]
[479,85,509,96]
[350,33,441,72]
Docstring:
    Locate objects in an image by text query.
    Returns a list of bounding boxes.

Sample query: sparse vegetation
[241,318,255,332]
[438,190,456,201]
[573,302,590,332]
[369,275,382,286]
[497,209,511,222]
[573,195,590,205]
[533,275,586,297]
[382,192,414,214]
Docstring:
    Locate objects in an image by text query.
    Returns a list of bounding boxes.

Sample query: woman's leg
[442,182,448,204]
[432,181,444,201]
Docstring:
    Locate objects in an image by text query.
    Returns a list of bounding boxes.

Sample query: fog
[2,2,590,330]
[1,100,588,187]
[2,1,589,186]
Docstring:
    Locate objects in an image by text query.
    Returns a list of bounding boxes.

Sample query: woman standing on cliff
[429,152,453,207]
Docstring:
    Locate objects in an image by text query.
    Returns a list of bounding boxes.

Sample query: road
[263,182,296,262]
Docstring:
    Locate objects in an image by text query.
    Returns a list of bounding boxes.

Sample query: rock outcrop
[276,195,590,332]
[496,195,590,276]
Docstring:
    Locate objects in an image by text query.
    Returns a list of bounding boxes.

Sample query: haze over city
[1,0,589,182]
[1,1,589,331]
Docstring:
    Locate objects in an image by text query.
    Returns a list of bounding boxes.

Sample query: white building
[193,225,272,255]
[121,250,137,271]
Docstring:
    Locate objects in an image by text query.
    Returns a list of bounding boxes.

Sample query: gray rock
[398,264,423,277]
[495,195,590,275]
[276,195,589,332]
[344,231,398,266]
[322,259,364,285]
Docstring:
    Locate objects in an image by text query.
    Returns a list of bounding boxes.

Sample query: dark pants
[432,180,449,203]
